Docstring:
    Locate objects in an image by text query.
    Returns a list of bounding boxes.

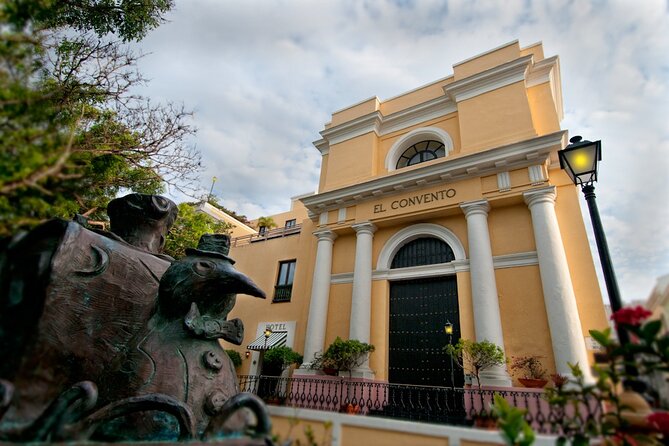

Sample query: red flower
[648,411,669,434]
[611,432,638,446]
[610,306,652,327]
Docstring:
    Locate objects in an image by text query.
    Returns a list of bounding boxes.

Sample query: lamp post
[444,321,455,387]
[264,327,272,350]
[558,136,626,344]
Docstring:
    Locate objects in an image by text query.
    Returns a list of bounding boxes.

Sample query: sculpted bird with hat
[98,233,267,439]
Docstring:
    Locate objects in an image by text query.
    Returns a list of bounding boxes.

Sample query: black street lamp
[558,136,627,344]
[444,321,455,387]
[264,327,272,350]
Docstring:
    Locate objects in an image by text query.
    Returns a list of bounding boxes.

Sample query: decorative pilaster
[349,222,377,378]
[523,186,591,380]
[460,200,512,387]
[300,229,337,371]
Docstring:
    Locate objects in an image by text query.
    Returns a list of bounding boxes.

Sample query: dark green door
[389,275,462,387]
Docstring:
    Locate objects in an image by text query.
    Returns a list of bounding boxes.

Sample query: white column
[349,222,377,378]
[460,200,512,387]
[300,229,337,371]
[524,186,591,381]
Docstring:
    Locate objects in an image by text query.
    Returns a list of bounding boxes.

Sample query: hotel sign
[373,188,456,214]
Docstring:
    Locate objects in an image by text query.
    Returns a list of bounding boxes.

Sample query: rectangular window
[284,219,296,229]
[273,260,296,303]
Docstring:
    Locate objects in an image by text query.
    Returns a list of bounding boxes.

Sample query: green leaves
[443,338,505,387]
[491,394,535,446]
[0,0,200,237]
[163,203,232,259]
[263,346,303,369]
[312,337,375,373]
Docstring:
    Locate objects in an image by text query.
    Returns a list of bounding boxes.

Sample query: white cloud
[132,0,669,302]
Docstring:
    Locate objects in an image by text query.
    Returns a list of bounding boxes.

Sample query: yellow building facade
[226,41,608,387]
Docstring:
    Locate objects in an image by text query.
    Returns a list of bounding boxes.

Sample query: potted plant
[510,355,548,388]
[263,346,303,376]
[444,339,505,389]
[311,337,375,378]
[311,337,375,414]
[260,346,302,404]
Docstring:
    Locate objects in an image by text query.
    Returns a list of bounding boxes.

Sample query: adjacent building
[223,41,608,388]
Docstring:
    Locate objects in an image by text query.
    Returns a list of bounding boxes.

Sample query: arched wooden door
[388,237,463,388]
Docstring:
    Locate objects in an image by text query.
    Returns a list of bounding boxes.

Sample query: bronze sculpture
[0,193,272,443]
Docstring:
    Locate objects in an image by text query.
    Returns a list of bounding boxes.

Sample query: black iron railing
[231,225,302,247]
[273,285,292,303]
[238,375,603,435]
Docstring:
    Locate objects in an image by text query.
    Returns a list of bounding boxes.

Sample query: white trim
[319,111,383,146]
[330,251,538,284]
[268,405,558,446]
[444,55,532,103]
[314,138,329,155]
[314,51,560,152]
[526,56,563,120]
[529,164,547,184]
[493,251,539,268]
[337,207,346,223]
[497,171,511,191]
[385,127,455,172]
[380,96,457,135]
[314,97,456,153]
[197,202,256,233]
[318,212,328,226]
[376,223,466,270]
[453,40,519,67]
[330,96,379,116]
[301,131,567,214]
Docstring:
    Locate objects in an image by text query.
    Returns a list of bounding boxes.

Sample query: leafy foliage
[263,346,303,374]
[510,355,547,380]
[543,307,669,445]
[0,0,200,237]
[225,349,242,368]
[491,394,535,446]
[163,203,232,259]
[444,339,505,388]
[256,216,277,232]
[311,337,375,376]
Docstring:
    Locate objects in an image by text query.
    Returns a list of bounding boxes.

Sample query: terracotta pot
[474,416,497,429]
[340,403,360,414]
[518,378,548,388]
[323,367,338,376]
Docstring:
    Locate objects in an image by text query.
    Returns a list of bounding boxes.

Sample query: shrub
[311,337,375,377]
[225,349,242,368]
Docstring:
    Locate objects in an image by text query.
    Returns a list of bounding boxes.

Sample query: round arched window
[396,140,446,169]
[390,237,455,269]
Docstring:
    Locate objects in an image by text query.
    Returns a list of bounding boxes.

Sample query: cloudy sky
[131,0,669,303]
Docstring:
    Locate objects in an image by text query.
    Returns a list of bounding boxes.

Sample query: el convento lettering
[373,188,456,214]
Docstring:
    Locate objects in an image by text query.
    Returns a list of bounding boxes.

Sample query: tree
[163,203,232,259]
[444,339,505,388]
[0,0,200,237]
[256,216,276,234]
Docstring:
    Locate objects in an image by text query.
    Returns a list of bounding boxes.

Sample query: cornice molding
[444,55,533,103]
[319,111,383,147]
[302,131,567,213]
[314,97,456,155]
[330,251,538,284]
[526,55,563,120]
[314,54,562,153]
